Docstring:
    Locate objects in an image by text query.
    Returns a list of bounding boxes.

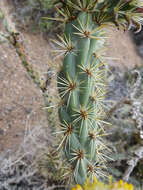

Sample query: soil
[106,28,142,69]
[0,0,142,154]
[0,0,50,152]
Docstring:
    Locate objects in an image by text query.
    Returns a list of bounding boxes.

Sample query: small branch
[108,98,131,116]
[123,146,143,181]
[122,71,143,181]
[130,70,143,139]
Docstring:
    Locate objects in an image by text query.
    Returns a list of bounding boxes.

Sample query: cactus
[52,0,143,186]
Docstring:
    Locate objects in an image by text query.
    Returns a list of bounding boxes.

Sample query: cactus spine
[53,0,143,186]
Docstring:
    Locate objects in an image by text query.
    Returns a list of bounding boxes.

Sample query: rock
[130,29,143,58]
[0,129,4,135]
[7,106,13,111]
[25,107,32,114]
[137,44,143,58]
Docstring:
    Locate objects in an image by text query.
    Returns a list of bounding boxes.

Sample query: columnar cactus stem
[52,0,143,186]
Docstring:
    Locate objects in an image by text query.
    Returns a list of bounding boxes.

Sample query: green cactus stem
[51,0,143,186]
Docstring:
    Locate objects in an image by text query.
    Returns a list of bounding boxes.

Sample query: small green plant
[52,0,143,186]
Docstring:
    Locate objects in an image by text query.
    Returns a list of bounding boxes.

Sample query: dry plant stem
[130,70,143,139]
[123,146,143,181]
[108,98,131,117]
[0,98,54,189]
[122,70,143,181]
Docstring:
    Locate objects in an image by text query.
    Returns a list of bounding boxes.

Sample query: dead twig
[130,70,143,139]
[123,146,143,181]
[108,98,131,116]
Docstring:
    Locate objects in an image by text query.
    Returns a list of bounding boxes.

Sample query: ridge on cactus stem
[49,0,143,186]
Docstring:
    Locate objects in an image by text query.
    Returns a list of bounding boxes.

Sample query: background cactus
[53,0,143,186]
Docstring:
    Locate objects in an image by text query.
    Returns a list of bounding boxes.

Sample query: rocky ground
[0,0,55,153]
